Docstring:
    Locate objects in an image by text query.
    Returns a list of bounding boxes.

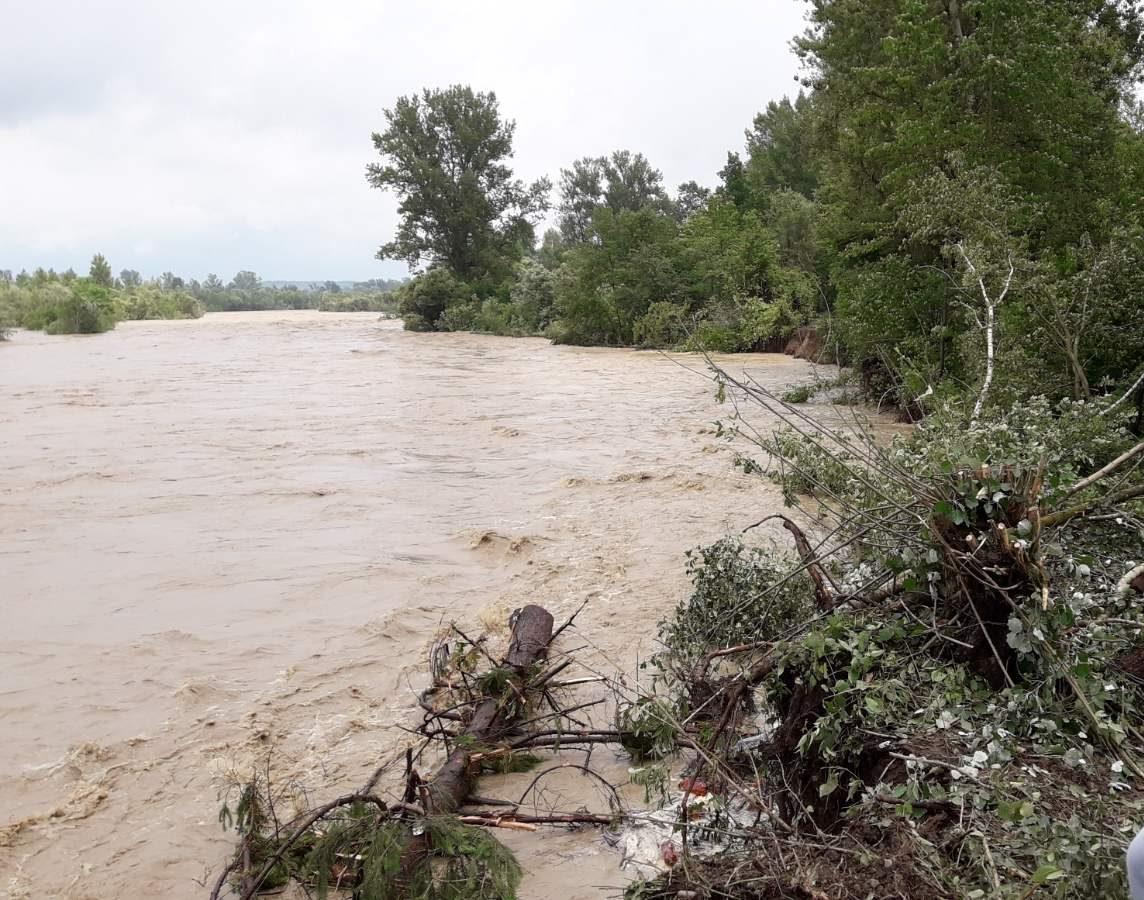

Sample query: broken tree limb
[745,513,839,609]
[1039,483,1144,530]
[401,605,555,877]
[1103,367,1144,416]
[777,515,838,608]
[459,811,616,826]
[456,816,539,832]
[1062,439,1144,498]
[547,597,589,647]
[426,605,553,814]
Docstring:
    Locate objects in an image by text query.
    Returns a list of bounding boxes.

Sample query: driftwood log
[426,604,553,813]
[401,604,554,876]
[213,604,562,899]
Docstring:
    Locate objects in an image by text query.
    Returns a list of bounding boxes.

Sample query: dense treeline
[0,258,402,337]
[372,2,1144,411]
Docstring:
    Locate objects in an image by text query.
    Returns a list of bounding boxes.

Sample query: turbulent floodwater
[0,311,831,899]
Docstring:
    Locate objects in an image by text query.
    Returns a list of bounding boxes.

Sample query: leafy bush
[506,258,555,333]
[616,697,679,761]
[396,268,474,331]
[547,283,623,345]
[678,296,803,353]
[45,281,118,334]
[640,375,1144,896]
[891,395,1139,494]
[117,287,204,320]
[318,291,399,313]
[436,299,479,332]
[682,321,741,353]
[632,301,690,348]
[473,298,514,335]
[656,536,813,671]
[755,426,859,501]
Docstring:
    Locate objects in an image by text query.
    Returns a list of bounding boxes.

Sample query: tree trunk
[948,0,964,45]
[402,605,554,875]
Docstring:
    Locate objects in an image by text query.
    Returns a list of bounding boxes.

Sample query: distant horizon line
[1,269,409,285]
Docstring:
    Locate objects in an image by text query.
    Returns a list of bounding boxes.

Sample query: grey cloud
[0,0,807,280]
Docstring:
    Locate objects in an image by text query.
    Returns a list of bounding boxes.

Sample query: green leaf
[1032,864,1064,884]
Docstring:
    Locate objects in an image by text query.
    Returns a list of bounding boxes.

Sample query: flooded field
[0,311,832,898]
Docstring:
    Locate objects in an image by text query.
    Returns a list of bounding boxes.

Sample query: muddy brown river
[0,311,831,899]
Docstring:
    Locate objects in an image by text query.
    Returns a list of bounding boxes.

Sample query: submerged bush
[45,280,118,334]
[640,380,1144,897]
[117,287,204,321]
[632,301,691,348]
[317,291,399,313]
[396,268,474,331]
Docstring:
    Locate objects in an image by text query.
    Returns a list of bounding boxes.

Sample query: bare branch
[1062,440,1144,498]
[1103,368,1144,416]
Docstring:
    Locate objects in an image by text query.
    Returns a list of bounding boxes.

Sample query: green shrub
[472,298,514,334]
[632,301,690,348]
[117,287,204,320]
[45,280,117,334]
[656,536,813,671]
[891,395,1138,492]
[506,258,555,333]
[548,284,623,345]
[436,300,479,332]
[683,321,740,353]
[318,291,399,313]
[396,268,473,331]
[616,697,679,761]
[737,295,799,349]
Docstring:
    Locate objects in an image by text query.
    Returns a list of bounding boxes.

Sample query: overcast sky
[0,1,808,282]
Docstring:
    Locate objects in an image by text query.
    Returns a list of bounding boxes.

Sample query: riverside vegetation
[0,257,401,338]
[370,2,1144,416]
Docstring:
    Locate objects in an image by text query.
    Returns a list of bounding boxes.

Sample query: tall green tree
[557,157,605,243]
[367,85,550,283]
[89,253,112,287]
[229,271,260,291]
[551,207,680,345]
[745,92,819,200]
[557,151,670,242]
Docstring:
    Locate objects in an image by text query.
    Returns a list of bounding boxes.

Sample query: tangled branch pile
[629,370,1144,899]
[210,603,638,899]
